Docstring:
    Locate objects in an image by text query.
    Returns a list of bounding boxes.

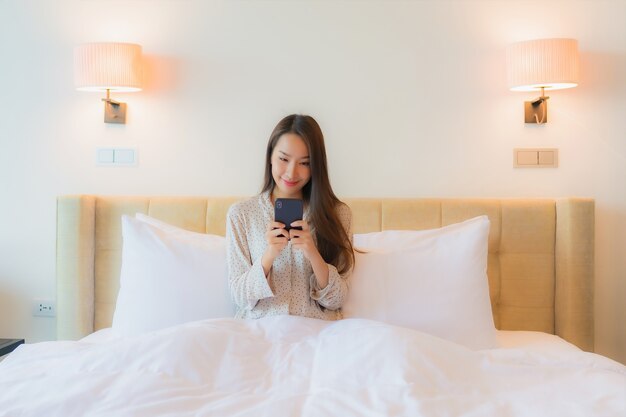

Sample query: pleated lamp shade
[506,38,579,92]
[74,43,143,92]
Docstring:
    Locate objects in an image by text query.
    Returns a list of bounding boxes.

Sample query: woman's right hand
[261,221,289,276]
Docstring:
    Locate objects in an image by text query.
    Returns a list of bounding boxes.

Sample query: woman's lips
[282,179,298,187]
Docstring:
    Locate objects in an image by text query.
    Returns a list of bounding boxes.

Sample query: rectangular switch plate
[514,148,558,168]
[96,148,137,166]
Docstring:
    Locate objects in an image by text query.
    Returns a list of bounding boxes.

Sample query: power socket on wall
[32,300,56,317]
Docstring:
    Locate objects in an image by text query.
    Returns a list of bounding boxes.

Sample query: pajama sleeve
[226,205,275,310]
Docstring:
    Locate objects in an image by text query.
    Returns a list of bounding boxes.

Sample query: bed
[0,195,624,416]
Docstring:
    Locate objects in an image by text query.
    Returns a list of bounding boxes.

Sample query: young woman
[226,114,354,320]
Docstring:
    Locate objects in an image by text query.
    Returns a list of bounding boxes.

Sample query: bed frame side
[56,196,96,340]
[555,198,595,351]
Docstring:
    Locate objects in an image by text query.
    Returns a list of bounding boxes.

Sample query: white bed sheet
[0,316,624,417]
[495,330,582,351]
[79,326,584,353]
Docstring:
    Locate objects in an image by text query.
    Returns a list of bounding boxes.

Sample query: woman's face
[270,133,311,199]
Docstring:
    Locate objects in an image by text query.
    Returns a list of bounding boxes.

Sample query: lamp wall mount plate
[101,89,127,123]
[524,88,550,124]
[103,98,127,124]
[525,100,547,124]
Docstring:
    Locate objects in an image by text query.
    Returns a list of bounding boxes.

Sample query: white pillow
[134,213,210,239]
[112,215,235,337]
[344,216,496,350]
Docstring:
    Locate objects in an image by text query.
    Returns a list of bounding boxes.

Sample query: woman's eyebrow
[278,150,309,160]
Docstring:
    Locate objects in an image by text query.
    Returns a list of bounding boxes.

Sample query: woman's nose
[286,162,297,178]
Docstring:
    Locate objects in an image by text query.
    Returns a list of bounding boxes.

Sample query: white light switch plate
[96,148,137,166]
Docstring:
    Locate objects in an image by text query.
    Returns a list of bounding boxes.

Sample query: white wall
[0,0,624,364]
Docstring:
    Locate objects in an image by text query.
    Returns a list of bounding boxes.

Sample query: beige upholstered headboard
[56,196,595,351]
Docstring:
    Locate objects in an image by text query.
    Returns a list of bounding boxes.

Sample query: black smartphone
[274,198,303,231]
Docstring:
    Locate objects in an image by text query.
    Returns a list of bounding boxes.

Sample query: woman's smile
[282,178,299,187]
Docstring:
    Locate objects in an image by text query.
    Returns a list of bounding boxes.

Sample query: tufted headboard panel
[56,196,594,351]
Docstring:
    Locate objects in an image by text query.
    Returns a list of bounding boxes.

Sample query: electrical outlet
[32,300,56,317]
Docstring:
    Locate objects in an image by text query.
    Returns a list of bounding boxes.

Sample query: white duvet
[0,316,624,417]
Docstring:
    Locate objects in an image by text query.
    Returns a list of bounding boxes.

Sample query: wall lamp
[74,42,143,124]
[506,38,579,124]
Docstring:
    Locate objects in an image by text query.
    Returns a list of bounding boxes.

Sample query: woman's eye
[300,162,310,167]
[279,157,288,162]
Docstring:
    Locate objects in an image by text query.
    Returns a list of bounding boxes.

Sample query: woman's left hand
[290,219,330,288]
[289,220,318,260]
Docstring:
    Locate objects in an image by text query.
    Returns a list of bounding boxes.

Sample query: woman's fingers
[270,235,288,243]
[289,220,309,240]
[267,227,289,241]
[290,220,308,231]
[268,221,285,231]
[289,227,312,242]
